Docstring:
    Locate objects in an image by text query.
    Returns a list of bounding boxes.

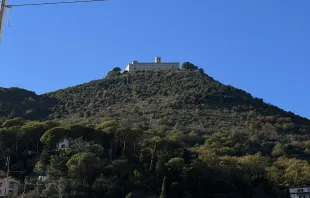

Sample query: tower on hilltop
[155,56,161,64]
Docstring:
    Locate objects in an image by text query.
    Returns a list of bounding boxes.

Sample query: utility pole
[6,155,10,177]
[22,176,30,198]
[5,155,10,196]
[0,0,7,42]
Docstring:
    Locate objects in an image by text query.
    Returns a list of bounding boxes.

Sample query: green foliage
[272,143,286,157]
[112,67,122,72]
[181,62,198,71]
[2,117,24,127]
[0,87,55,120]
[267,157,310,187]
[0,69,310,197]
[40,127,69,147]
[166,157,184,170]
[66,152,100,181]
[107,67,122,77]
[0,116,309,197]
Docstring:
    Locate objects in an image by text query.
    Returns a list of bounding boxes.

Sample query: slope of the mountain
[0,87,55,120]
[2,69,310,197]
[45,69,310,136]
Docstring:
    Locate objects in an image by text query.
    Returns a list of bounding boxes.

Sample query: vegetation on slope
[0,65,310,197]
[0,87,55,120]
[1,116,306,197]
[47,68,309,136]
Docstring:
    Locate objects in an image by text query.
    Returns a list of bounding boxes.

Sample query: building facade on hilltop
[124,57,179,72]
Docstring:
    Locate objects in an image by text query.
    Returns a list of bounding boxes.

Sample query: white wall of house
[289,187,310,198]
[56,138,73,150]
[38,176,48,182]
[0,177,21,197]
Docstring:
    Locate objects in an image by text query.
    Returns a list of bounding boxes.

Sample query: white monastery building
[125,56,180,72]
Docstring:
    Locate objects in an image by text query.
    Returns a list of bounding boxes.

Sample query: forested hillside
[0,87,55,120]
[47,69,309,135]
[0,67,310,197]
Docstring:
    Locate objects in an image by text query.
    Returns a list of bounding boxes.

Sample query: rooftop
[129,57,179,64]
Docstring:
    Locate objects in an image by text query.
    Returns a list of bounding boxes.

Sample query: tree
[181,62,198,71]
[40,127,69,148]
[107,67,122,77]
[112,67,122,72]
[97,119,118,160]
[148,136,162,171]
[20,122,46,154]
[7,110,15,119]
[160,176,167,198]
[198,68,204,75]
[166,157,184,171]
[2,117,24,128]
[238,153,266,180]
[272,143,285,157]
[267,157,310,187]
[66,152,100,183]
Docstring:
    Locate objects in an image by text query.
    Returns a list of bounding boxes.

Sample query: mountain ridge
[0,87,55,120]
[0,69,309,129]
[0,71,309,120]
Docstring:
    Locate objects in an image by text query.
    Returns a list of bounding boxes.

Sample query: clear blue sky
[0,0,309,118]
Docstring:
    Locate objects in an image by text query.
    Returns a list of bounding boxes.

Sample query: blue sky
[0,0,309,118]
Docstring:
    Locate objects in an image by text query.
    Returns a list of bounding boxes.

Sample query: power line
[5,0,107,8]
[0,0,107,42]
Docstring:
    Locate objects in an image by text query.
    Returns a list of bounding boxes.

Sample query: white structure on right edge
[125,56,179,72]
[289,187,310,198]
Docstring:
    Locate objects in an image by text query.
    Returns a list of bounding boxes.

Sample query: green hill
[2,69,310,148]
[1,68,310,197]
[0,87,55,120]
[46,69,309,134]
[41,69,310,160]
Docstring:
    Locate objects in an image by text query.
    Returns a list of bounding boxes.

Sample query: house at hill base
[124,56,179,72]
[289,186,310,198]
[0,171,21,197]
[57,137,74,150]
[56,137,90,150]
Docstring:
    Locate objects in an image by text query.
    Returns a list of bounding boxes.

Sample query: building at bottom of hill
[289,186,310,198]
[0,171,21,197]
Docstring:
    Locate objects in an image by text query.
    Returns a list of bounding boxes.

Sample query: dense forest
[0,64,310,197]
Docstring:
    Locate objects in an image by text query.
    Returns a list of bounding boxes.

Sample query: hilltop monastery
[125,57,180,72]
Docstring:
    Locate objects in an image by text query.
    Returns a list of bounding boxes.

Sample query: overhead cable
[5,0,106,8]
